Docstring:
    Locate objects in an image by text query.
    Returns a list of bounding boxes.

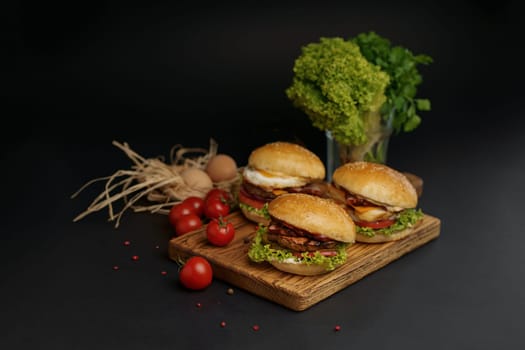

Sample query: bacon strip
[266,220,338,253]
[242,180,331,203]
[286,180,328,197]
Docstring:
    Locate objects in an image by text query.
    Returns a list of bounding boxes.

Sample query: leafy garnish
[239,202,270,220]
[357,208,424,237]
[285,37,390,146]
[285,33,432,147]
[248,225,348,271]
[351,31,433,134]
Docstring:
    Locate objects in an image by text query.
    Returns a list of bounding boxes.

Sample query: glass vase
[325,108,394,180]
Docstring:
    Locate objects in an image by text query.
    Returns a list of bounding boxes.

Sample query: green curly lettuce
[248,225,349,271]
[285,37,390,146]
[357,208,424,237]
[351,31,433,134]
[239,202,270,220]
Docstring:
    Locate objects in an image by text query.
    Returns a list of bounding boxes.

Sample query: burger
[331,161,424,243]
[248,193,356,276]
[238,141,326,225]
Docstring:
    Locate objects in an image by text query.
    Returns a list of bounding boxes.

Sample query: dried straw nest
[71,139,241,228]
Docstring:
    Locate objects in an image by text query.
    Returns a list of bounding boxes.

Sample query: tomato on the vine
[204,198,230,219]
[175,214,203,236]
[182,196,205,217]
[179,256,213,290]
[169,202,195,226]
[206,218,235,246]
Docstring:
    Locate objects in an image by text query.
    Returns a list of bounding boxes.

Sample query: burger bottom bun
[240,206,270,226]
[356,226,415,243]
[269,260,341,276]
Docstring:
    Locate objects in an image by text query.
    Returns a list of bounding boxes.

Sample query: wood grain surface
[169,211,441,311]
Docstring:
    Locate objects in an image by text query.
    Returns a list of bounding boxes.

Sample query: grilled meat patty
[264,220,338,255]
[241,180,328,203]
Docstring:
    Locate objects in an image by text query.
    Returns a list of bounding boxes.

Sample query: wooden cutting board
[169,211,441,311]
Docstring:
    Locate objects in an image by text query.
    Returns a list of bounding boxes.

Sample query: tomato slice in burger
[355,219,395,229]
[238,189,266,209]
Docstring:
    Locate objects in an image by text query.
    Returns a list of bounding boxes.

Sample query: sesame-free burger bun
[332,161,418,209]
[248,142,325,181]
[269,259,336,276]
[268,193,355,243]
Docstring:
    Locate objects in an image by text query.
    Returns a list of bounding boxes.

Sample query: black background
[3,1,525,349]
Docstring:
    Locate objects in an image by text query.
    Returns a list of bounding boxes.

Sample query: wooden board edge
[283,215,441,310]
[168,214,441,311]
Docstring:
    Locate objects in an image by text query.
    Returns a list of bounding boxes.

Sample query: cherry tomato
[355,218,396,229]
[182,196,205,217]
[179,256,213,290]
[169,202,195,227]
[205,188,232,204]
[175,213,203,236]
[204,198,230,219]
[206,218,235,246]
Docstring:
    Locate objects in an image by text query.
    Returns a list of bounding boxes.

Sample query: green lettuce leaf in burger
[248,193,356,276]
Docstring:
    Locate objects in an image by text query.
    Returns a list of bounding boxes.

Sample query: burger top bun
[268,193,355,243]
[332,161,418,209]
[248,142,325,181]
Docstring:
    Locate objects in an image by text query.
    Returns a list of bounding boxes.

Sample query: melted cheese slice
[272,189,289,196]
[352,205,392,222]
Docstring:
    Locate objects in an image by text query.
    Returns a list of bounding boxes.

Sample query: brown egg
[180,168,213,192]
[205,154,238,182]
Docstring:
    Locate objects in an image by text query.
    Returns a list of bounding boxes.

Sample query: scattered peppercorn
[196,302,202,308]
[161,271,167,276]
[226,288,234,295]
[131,255,139,261]
[220,321,226,328]
[334,325,341,332]
[252,325,260,331]
[123,240,131,246]
[112,265,119,271]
